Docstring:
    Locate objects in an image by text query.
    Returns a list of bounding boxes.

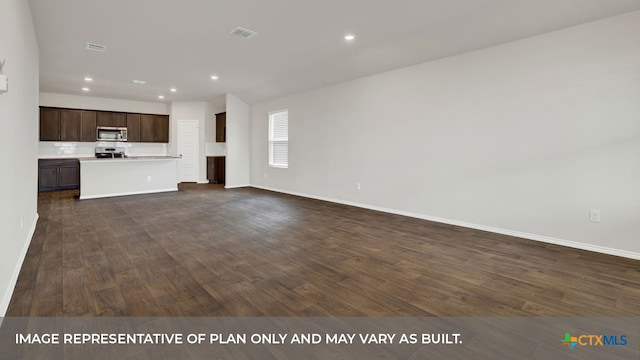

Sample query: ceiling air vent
[84,42,107,52]
[230,27,257,39]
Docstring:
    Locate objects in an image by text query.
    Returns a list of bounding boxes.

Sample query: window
[268,110,288,168]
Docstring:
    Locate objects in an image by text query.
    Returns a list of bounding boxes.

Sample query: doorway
[177,120,200,182]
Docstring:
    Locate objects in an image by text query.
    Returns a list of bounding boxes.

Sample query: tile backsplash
[38,142,168,158]
[205,142,226,156]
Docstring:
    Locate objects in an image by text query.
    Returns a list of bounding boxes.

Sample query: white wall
[40,92,169,114]
[226,94,251,188]
[251,11,640,259]
[0,0,40,316]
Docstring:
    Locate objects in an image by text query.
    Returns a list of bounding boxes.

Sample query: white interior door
[177,120,199,182]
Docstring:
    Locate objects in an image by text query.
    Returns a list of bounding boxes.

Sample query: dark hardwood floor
[7,184,640,316]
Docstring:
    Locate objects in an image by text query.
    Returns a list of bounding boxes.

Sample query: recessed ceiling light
[82,87,90,92]
[210,75,219,80]
[158,95,165,99]
[132,80,146,85]
[344,34,355,41]
[84,77,93,82]
[170,88,177,92]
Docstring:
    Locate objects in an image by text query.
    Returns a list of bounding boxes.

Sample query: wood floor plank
[6,184,640,316]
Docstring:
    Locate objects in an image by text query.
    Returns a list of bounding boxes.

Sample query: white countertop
[79,156,181,163]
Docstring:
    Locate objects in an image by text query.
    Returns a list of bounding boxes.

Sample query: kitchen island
[79,156,180,200]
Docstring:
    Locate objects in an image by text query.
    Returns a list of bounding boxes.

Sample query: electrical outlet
[589,209,601,223]
[356,182,361,191]
[147,176,152,182]
[264,173,267,179]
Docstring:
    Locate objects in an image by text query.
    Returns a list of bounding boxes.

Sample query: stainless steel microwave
[97,127,127,142]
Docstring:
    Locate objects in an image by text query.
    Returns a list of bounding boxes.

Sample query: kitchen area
[37,96,228,199]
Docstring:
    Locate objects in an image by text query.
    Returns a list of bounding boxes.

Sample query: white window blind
[269,110,288,168]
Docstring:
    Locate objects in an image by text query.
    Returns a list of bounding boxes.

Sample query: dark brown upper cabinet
[157,115,169,143]
[216,112,226,142]
[80,111,97,142]
[40,107,60,141]
[40,107,82,141]
[40,107,81,141]
[140,114,155,142]
[97,111,127,127]
[112,112,127,127]
[60,109,81,141]
[126,113,141,142]
[40,107,169,143]
[96,111,111,127]
[141,114,170,143]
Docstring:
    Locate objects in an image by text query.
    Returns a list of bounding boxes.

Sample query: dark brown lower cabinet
[207,156,225,184]
[38,159,80,192]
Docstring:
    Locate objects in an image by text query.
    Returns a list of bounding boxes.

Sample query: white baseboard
[225,184,250,189]
[79,188,178,200]
[251,185,640,261]
[0,213,39,317]
[196,180,209,184]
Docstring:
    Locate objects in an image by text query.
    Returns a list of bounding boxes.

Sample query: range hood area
[95,146,126,159]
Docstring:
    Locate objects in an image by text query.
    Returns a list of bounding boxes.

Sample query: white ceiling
[28,0,640,105]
